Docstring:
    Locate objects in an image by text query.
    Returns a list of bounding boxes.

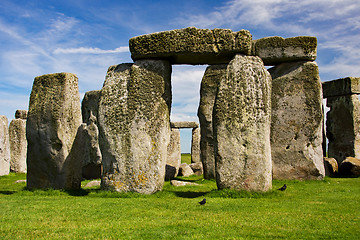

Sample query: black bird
[278,184,287,191]
[199,198,206,205]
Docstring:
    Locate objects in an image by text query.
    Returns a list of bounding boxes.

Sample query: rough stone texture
[26,73,82,190]
[191,127,201,163]
[15,110,28,120]
[178,163,194,177]
[99,60,171,194]
[166,128,181,180]
[323,157,338,176]
[9,118,27,173]
[198,65,226,179]
[85,180,101,188]
[170,180,199,186]
[0,116,10,176]
[82,90,101,123]
[322,77,360,98]
[129,27,252,64]
[170,121,199,128]
[214,54,272,192]
[189,162,203,176]
[75,120,102,180]
[339,157,360,176]
[252,36,317,65]
[326,95,360,164]
[269,61,325,180]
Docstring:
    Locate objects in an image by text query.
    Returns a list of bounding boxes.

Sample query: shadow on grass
[173,191,209,198]
[0,190,16,195]
[65,188,90,197]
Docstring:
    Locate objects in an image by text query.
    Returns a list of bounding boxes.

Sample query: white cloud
[53,46,129,54]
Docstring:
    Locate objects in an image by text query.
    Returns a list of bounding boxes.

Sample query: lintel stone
[252,36,317,65]
[129,27,252,65]
[170,121,199,129]
[322,77,360,98]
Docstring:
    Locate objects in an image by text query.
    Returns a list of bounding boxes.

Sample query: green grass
[0,173,359,239]
[181,153,191,164]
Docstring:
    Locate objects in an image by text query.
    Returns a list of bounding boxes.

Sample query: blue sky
[0,0,359,152]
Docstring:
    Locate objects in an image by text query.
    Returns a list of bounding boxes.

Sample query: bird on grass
[278,184,287,191]
[199,198,206,205]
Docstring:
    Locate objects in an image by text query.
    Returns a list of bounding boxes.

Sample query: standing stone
[99,60,171,194]
[0,116,10,176]
[82,90,101,123]
[9,111,27,173]
[214,54,272,192]
[326,95,360,163]
[198,64,226,179]
[26,73,82,189]
[80,117,102,180]
[166,128,181,180]
[269,61,325,180]
[81,91,102,179]
[191,127,201,163]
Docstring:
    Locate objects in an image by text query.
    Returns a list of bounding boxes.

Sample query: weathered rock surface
[189,162,203,176]
[170,180,199,186]
[323,157,338,176]
[269,61,324,180]
[214,54,272,192]
[322,77,360,98]
[178,163,194,177]
[15,110,28,120]
[75,121,102,180]
[9,118,27,173]
[252,36,317,65]
[166,128,181,180]
[130,27,252,64]
[170,121,199,128]
[82,90,101,123]
[326,95,360,163]
[99,60,171,194]
[198,65,226,179]
[0,115,10,176]
[339,157,360,176]
[191,127,201,163]
[26,73,82,189]
[85,180,101,188]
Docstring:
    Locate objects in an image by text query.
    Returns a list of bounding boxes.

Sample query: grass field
[0,170,359,239]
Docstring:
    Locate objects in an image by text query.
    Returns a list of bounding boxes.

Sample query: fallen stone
[170,121,199,129]
[326,95,360,163]
[339,157,360,176]
[0,115,10,176]
[189,162,203,176]
[323,157,338,176]
[214,54,272,192]
[252,36,317,65]
[14,180,26,184]
[170,180,199,186]
[198,65,226,179]
[269,61,325,180]
[26,73,83,190]
[178,163,194,177]
[166,128,181,180]
[9,118,27,173]
[15,110,28,120]
[322,77,360,98]
[82,90,101,123]
[85,180,101,188]
[191,127,201,163]
[129,27,252,64]
[99,60,171,194]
